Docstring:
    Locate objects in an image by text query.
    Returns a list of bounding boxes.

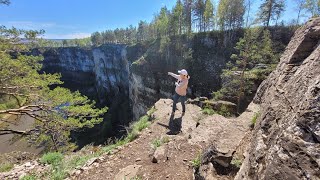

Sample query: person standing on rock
[168,69,190,115]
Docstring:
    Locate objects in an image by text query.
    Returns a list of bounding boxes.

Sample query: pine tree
[214,28,276,112]
[244,0,256,27]
[204,0,215,31]
[155,7,170,37]
[256,0,286,27]
[218,0,245,30]
[170,0,184,35]
[136,21,149,42]
[304,0,320,17]
[295,0,307,24]
[274,0,285,25]
[91,32,103,46]
[182,0,193,34]
[194,0,205,32]
[0,26,107,151]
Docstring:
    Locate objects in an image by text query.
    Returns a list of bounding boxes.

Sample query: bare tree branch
[0,129,29,135]
[0,104,47,114]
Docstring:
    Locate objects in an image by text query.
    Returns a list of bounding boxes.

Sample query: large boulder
[236,18,320,180]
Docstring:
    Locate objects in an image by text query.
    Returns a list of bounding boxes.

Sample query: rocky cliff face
[40,45,131,145]
[236,18,320,180]
[128,29,294,119]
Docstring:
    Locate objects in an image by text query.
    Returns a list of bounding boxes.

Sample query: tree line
[90,0,320,46]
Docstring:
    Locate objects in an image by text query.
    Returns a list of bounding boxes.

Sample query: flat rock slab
[189,103,259,154]
[114,164,142,180]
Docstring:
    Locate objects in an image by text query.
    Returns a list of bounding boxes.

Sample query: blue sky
[0,0,307,39]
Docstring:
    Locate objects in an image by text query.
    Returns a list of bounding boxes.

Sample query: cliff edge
[236,18,320,180]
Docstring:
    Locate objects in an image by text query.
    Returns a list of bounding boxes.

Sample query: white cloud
[5,21,77,30]
[7,21,56,29]
[43,32,91,39]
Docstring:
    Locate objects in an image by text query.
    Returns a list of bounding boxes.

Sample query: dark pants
[172,93,186,112]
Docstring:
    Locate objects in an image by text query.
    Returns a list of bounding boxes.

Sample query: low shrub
[202,107,215,115]
[151,138,162,149]
[20,174,37,180]
[190,153,201,169]
[40,152,63,165]
[251,112,260,127]
[0,162,14,172]
[231,158,242,168]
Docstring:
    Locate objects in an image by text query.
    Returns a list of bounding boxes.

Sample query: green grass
[251,112,260,127]
[147,106,157,116]
[40,152,64,165]
[132,115,151,132]
[190,153,201,169]
[202,107,215,115]
[151,136,170,149]
[151,138,162,149]
[0,162,14,172]
[20,174,37,180]
[68,155,92,169]
[202,105,232,117]
[218,104,232,117]
[129,176,142,180]
[49,165,67,180]
[161,136,170,144]
[38,106,158,179]
[231,158,242,168]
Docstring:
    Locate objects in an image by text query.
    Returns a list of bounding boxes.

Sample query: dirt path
[73,99,259,180]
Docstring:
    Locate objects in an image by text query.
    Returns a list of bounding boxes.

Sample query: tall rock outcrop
[236,18,320,179]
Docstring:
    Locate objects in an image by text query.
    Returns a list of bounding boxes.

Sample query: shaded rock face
[236,18,320,180]
[128,29,294,119]
[41,45,131,145]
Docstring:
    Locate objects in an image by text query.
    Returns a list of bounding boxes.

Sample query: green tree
[256,0,286,27]
[217,0,245,30]
[91,32,103,46]
[245,0,256,27]
[136,20,149,42]
[260,29,276,64]
[170,0,184,35]
[193,0,205,32]
[62,39,68,47]
[304,0,320,17]
[155,7,170,37]
[204,0,215,31]
[214,28,276,112]
[0,26,107,152]
[295,0,307,24]
[182,0,193,34]
[274,0,285,25]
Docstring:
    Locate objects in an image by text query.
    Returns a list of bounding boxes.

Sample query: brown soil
[73,99,259,180]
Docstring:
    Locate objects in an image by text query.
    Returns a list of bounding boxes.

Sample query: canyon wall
[38,27,295,141]
[236,18,320,180]
[128,28,294,119]
[39,45,130,145]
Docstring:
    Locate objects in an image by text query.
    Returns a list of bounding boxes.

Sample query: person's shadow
[157,114,182,135]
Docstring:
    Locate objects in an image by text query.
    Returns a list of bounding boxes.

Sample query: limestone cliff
[236,18,320,180]
[40,45,131,145]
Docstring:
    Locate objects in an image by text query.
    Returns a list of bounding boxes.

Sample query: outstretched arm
[168,72,180,79]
